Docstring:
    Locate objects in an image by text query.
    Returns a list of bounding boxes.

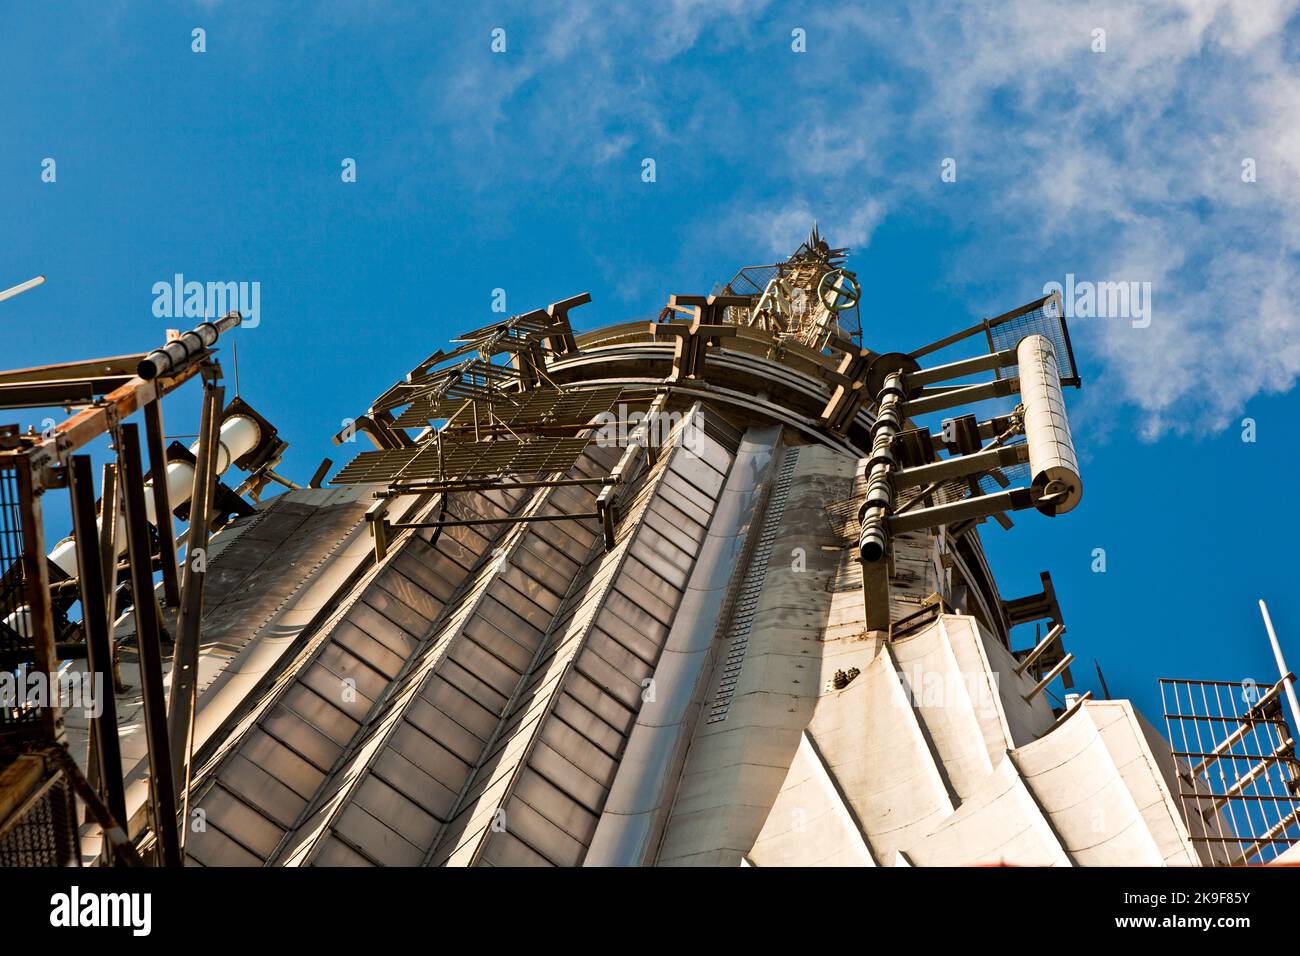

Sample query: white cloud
[403,0,1300,436]
[796,0,1300,436]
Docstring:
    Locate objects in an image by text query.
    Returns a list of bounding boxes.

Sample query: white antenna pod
[1017,333,1082,515]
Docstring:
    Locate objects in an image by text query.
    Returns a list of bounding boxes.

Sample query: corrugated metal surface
[429,408,737,866]
[185,484,529,866]
[274,445,621,865]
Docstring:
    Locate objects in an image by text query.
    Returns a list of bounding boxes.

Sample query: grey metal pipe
[137,311,242,380]
[1259,600,1300,743]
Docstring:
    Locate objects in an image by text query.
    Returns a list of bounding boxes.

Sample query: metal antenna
[1259,599,1300,739]
[1094,658,1111,699]
[0,275,45,304]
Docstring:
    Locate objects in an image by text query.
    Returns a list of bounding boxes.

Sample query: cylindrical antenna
[137,311,242,380]
[1018,334,1083,515]
[0,275,45,304]
[1258,599,1300,736]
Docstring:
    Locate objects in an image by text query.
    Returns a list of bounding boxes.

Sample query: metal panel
[280,683,361,747]
[371,747,459,820]
[668,449,728,500]
[629,529,694,590]
[441,658,511,715]
[350,775,440,849]
[306,644,388,713]
[513,767,600,844]
[348,602,423,657]
[420,675,500,739]
[219,753,308,828]
[594,594,665,664]
[575,644,646,713]
[529,741,609,814]
[645,495,708,547]
[490,573,561,628]
[538,716,620,786]
[242,728,327,799]
[460,615,536,672]
[551,693,626,757]
[476,593,547,646]
[565,670,637,732]
[185,820,264,867]
[392,546,462,600]
[387,722,473,794]
[451,635,525,697]
[361,587,434,638]
[403,696,487,764]
[333,622,407,678]
[477,830,552,867]
[260,706,341,771]
[649,474,714,528]
[373,569,445,623]
[333,804,424,866]
[313,836,376,867]
[196,785,284,859]
[612,570,679,627]
[500,795,586,865]
[500,561,567,613]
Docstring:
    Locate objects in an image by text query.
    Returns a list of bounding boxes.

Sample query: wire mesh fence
[987,297,1080,386]
[0,760,79,867]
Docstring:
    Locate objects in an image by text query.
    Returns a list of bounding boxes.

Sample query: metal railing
[1161,675,1300,864]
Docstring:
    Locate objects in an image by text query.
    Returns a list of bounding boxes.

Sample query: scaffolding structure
[1161,675,1300,864]
[0,310,289,867]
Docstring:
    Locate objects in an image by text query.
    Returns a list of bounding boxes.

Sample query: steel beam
[15,456,62,742]
[98,462,127,694]
[117,423,182,866]
[1014,623,1066,677]
[144,399,181,607]
[1024,652,1075,703]
[893,443,1029,491]
[903,348,1018,388]
[0,378,130,410]
[67,455,129,856]
[168,383,223,829]
[0,353,144,386]
[888,488,1030,536]
[903,377,1018,417]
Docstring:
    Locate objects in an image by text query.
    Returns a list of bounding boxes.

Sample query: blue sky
[3,0,1299,724]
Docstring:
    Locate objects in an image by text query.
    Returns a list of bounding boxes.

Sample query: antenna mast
[1259,599,1300,739]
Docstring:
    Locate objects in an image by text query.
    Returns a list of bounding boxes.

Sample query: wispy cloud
[308,0,1300,437]
[796,0,1300,436]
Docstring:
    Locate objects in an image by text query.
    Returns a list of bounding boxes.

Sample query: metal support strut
[168,382,224,847]
[67,454,129,859]
[117,424,182,866]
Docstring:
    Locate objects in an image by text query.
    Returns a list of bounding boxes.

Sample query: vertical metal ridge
[705,446,800,724]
